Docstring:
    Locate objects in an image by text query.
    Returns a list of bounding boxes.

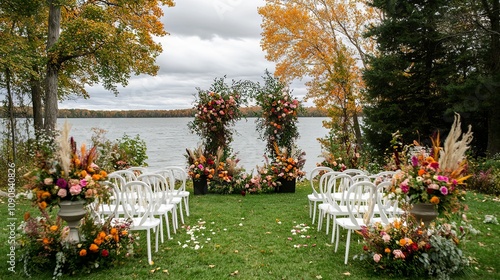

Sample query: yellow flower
[50,225,58,232]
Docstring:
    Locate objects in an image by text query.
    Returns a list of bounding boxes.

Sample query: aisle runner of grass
[1,182,499,279]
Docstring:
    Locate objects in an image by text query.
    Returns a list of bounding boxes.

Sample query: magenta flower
[411,156,419,167]
[56,178,68,189]
[440,186,449,195]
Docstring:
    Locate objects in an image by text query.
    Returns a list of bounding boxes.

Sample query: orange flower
[39,201,47,210]
[50,225,58,232]
[121,230,128,236]
[79,249,87,257]
[430,196,440,204]
[110,228,118,235]
[426,156,435,163]
[418,169,426,176]
[24,212,30,221]
[89,243,99,252]
[100,170,107,177]
[92,174,101,181]
[99,231,106,239]
[42,238,50,245]
[384,248,391,254]
[41,191,51,199]
[80,170,88,177]
[94,238,103,246]
[399,238,407,246]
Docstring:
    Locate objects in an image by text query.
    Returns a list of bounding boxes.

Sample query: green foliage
[363,0,460,158]
[91,128,148,171]
[467,154,500,195]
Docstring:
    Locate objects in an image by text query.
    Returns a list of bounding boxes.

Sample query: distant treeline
[2,106,327,118]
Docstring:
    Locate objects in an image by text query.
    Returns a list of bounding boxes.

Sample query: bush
[467,154,500,195]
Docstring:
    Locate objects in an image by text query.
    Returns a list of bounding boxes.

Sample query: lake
[55,117,328,175]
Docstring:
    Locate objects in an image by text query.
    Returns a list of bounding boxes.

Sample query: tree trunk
[30,71,44,133]
[44,0,61,132]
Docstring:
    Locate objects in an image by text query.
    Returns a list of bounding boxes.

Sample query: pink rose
[57,188,67,198]
[85,188,96,198]
[382,233,391,243]
[44,178,54,185]
[373,253,382,263]
[428,183,439,190]
[69,185,82,195]
[393,249,405,259]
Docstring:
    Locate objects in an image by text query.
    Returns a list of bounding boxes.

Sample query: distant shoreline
[4,106,328,118]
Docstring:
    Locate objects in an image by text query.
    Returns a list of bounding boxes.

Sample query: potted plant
[186,145,215,195]
[25,123,110,241]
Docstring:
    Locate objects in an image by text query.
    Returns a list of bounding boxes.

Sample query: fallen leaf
[162,269,169,274]
[230,270,239,276]
[208,264,215,268]
[343,272,351,276]
[316,275,322,279]
[234,250,239,253]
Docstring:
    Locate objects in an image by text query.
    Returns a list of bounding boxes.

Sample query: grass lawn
[1,181,499,279]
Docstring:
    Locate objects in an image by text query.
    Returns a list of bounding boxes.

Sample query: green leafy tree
[363,0,454,159]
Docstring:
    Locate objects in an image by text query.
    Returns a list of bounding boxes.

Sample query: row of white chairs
[307,167,402,264]
[94,166,190,264]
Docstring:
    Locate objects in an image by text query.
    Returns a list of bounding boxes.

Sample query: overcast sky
[59,0,311,111]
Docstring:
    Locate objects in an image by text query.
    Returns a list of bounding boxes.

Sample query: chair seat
[130,217,161,230]
[307,194,323,202]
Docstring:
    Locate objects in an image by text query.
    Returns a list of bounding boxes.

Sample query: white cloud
[59,0,313,111]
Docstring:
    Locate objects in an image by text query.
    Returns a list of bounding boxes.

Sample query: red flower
[101,249,109,257]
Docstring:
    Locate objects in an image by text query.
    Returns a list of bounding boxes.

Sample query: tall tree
[41,0,175,131]
[363,0,454,158]
[258,0,378,152]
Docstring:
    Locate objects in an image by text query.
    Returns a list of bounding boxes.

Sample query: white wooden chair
[307,166,335,224]
[121,181,161,264]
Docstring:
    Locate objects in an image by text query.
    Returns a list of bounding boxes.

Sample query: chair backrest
[121,181,155,225]
[108,170,138,185]
[375,181,399,223]
[319,172,353,210]
[308,167,335,197]
[154,166,188,195]
[137,173,171,205]
[369,171,396,185]
[342,169,366,176]
[127,166,147,176]
[345,181,377,226]
[99,180,123,217]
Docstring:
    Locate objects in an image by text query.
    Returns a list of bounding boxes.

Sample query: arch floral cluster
[186,73,306,194]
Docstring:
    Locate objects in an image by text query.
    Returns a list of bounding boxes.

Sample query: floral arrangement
[355,214,475,279]
[269,143,306,181]
[388,114,473,216]
[186,145,216,181]
[255,71,301,157]
[19,212,136,278]
[25,123,110,211]
[188,76,251,159]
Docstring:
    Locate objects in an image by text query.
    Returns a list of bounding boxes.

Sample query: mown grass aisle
[1,181,499,279]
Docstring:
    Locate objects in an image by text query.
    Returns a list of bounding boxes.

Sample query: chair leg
[158,217,164,243]
[317,210,323,231]
[165,213,171,240]
[155,225,159,252]
[146,229,152,264]
[312,201,317,224]
[344,229,351,265]
[325,214,330,235]
[335,225,340,252]
[330,217,337,244]
[184,196,190,216]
